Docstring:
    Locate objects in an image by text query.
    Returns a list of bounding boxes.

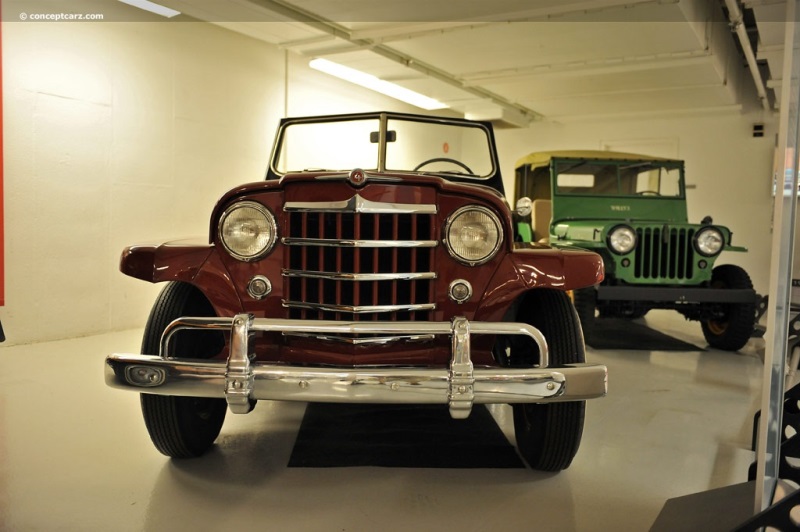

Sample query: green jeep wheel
[701,265,756,352]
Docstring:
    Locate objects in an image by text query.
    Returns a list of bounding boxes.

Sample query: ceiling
[14,0,792,126]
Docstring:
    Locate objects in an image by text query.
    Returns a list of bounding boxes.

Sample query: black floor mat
[288,403,525,468]
[587,318,704,351]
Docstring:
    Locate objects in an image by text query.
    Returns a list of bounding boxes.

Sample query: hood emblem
[349,168,366,186]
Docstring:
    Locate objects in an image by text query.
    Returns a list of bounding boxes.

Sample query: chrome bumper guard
[105,315,607,419]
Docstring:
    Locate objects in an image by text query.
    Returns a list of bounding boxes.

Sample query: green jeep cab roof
[515,150,677,171]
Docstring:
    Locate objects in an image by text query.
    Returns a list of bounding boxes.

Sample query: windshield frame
[266,111,503,192]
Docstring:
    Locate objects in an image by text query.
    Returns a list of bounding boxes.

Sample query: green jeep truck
[513,150,756,351]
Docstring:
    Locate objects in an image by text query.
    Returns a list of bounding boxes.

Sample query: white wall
[496,112,777,296]
[1,20,778,346]
[1,21,418,346]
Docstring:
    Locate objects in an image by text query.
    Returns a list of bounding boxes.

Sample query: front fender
[120,239,242,317]
[120,238,214,283]
[510,246,604,291]
[475,246,604,321]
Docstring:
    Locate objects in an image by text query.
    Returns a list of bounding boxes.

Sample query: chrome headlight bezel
[694,226,724,257]
[218,201,277,262]
[444,205,504,266]
[607,225,637,255]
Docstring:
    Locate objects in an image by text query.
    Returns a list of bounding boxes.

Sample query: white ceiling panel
[9,0,781,124]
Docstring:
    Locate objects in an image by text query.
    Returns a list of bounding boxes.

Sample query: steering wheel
[413,157,475,175]
[635,190,661,196]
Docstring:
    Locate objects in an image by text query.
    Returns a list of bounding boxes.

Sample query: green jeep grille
[633,226,695,280]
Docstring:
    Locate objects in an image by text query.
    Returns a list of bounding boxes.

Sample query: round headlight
[516,197,532,217]
[694,227,724,257]
[608,225,637,255]
[445,206,503,265]
[219,201,277,261]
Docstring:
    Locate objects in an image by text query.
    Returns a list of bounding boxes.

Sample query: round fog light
[698,260,708,269]
[126,366,166,387]
[621,258,631,267]
[247,275,272,300]
[449,279,473,303]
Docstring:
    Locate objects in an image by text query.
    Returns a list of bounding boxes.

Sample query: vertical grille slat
[283,195,438,327]
[634,226,695,281]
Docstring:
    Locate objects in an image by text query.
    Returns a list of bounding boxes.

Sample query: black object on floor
[288,403,525,468]
[587,318,704,351]
[650,481,755,532]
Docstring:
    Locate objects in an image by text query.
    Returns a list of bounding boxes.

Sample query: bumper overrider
[105,315,607,419]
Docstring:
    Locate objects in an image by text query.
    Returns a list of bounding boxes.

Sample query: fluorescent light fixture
[309,58,448,111]
[118,0,181,18]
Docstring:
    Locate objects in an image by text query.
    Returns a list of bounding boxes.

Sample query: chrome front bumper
[105,315,607,419]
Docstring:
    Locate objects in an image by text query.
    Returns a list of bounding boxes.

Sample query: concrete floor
[0,311,765,531]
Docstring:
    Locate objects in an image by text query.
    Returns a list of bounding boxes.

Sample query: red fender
[119,239,242,317]
[475,246,604,321]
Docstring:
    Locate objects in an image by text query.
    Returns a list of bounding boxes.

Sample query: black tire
[511,289,586,471]
[573,287,597,343]
[140,282,227,458]
[701,265,756,351]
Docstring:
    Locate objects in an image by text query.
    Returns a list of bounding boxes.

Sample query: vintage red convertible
[105,111,607,471]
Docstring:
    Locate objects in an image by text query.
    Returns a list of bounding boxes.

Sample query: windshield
[554,159,683,198]
[272,114,496,180]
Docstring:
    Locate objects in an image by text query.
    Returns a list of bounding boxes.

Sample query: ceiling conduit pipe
[724,0,771,111]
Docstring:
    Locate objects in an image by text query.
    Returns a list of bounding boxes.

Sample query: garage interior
[0,0,796,530]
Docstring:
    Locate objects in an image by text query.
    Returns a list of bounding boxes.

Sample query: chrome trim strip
[282,332,436,345]
[107,355,607,406]
[284,194,437,214]
[314,174,402,184]
[281,237,438,248]
[282,270,437,281]
[281,301,437,314]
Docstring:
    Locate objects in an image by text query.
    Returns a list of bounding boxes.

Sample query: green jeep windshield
[273,115,495,179]
[554,160,683,198]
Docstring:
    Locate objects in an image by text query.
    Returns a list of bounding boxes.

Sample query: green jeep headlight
[694,227,724,257]
[445,205,503,265]
[608,225,637,255]
[219,201,277,261]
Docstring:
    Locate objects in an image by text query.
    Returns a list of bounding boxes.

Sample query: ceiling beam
[460,50,714,83]
[246,0,545,122]
[549,103,744,122]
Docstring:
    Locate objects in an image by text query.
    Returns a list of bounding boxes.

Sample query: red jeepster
[105,112,607,471]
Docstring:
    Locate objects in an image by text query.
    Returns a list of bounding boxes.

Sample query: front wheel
[511,289,586,471]
[140,282,227,458]
[701,265,756,351]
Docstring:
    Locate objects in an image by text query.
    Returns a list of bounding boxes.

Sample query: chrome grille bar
[282,238,437,248]
[282,301,437,314]
[283,270,436,281]
[281,332,436,345]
